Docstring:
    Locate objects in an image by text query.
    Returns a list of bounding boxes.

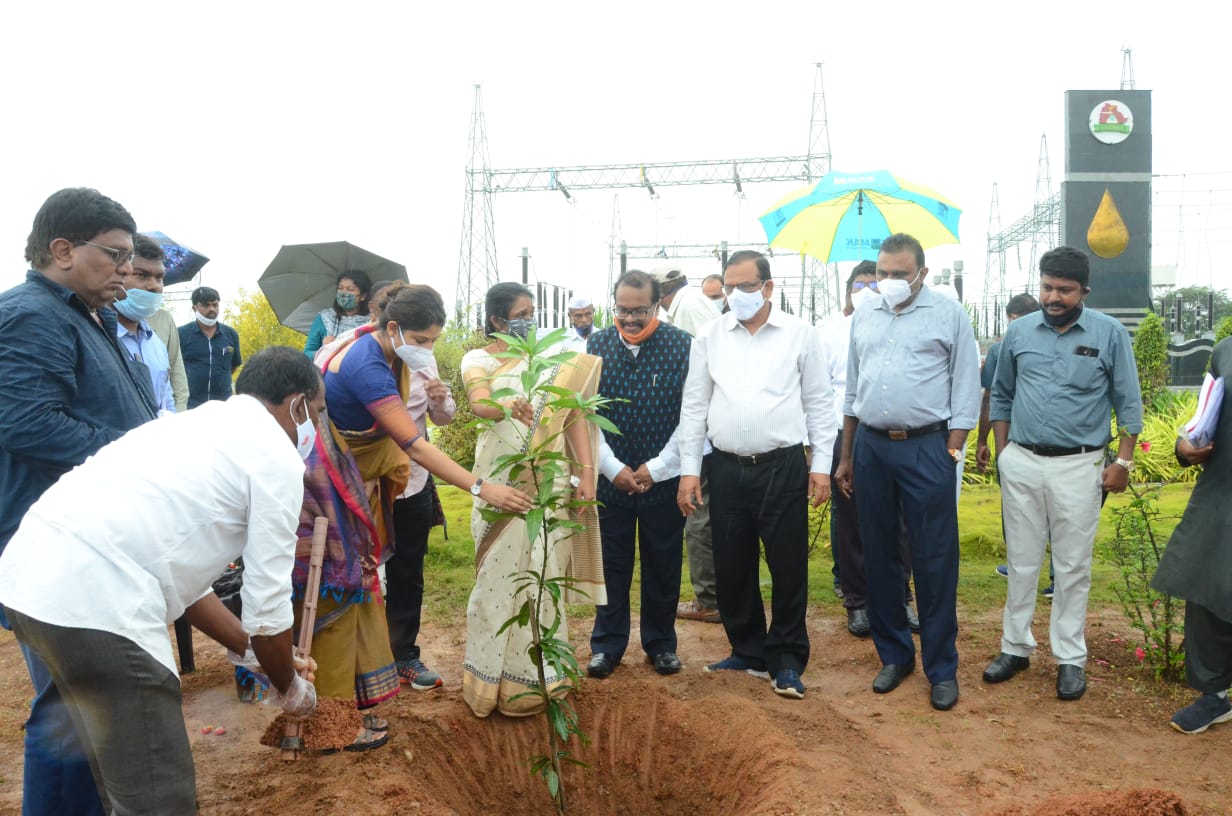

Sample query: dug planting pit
[404,682,803,816]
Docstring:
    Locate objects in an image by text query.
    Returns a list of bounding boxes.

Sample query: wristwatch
[471,477,485,497]
[1114,457,1135,472]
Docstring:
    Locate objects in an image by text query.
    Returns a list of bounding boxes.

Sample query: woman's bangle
[581,464,593,470]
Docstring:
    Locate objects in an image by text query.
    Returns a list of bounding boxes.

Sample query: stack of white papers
[1183,373,1224,448]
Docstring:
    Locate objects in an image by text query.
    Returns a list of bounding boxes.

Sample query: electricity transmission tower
[455,84,499,328]
[456,65,842,324]
[982,183,1004,337]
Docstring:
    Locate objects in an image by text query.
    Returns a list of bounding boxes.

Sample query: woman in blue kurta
[303,270,372,358]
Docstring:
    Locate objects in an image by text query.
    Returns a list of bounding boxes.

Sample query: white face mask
[850,287,879,311]
[394,329,436,371]
[195,311,218,327]
[880,271,921,309]
[727,285,767,321]
[291,395,316,459]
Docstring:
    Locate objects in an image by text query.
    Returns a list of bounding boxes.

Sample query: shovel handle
[282,516,329,761]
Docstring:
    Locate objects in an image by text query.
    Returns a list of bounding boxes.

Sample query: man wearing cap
[564,295,595,352]
[984,246,1142,701]
[179,286,242,409]
[652,265,725,625]
[834,233,980,712]
[677,250,835,700]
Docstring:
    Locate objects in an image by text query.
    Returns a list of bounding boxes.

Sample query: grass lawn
[420,482,1195,624]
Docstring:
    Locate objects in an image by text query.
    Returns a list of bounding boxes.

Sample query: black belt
[1017,443,1100,457]
[861,421,947,441]
[713,444,802,466]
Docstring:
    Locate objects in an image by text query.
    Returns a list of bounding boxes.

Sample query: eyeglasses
[74,240,135,268]
[612,304,657,319]
[722,281,765,295]
[852,281,879,291]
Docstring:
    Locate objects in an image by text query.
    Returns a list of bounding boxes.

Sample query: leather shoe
[872,661,915,694]
[930,679,959,711]
[983,652,1031,684]
[847,608,870,637]
[905,604,921,634]
[650,652,682,675]
[587,653,618,679]
[1057,664,1086,700]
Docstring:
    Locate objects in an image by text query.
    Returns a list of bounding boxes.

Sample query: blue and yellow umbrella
[759,170,962,262]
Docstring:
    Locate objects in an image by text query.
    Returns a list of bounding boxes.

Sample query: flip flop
[319,727,389,754]
[362,714,389,733]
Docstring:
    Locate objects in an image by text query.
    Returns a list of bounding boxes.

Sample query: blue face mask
[114,288,163,321]
[504,318,535,340]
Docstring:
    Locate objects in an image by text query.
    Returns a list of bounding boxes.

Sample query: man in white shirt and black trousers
[677,250,836,700]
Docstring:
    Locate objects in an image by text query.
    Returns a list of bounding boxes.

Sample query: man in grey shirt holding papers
[677,250,835,701]
[984,246,1142,701]
[835,233,981,712]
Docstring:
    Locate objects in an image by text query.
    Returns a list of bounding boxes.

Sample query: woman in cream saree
[460,283,606,717]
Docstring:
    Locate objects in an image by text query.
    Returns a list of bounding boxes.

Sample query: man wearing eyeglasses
[834,233,981,712]
[179,286,243,409]
[677,250,836,700]
[586,270,693,680]
[0,187,157,816]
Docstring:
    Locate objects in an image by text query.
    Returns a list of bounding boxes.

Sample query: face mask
[395,329,436,371]
[727,286,767,321]
[196,311,218,327]
[576,325,592,338]
[114,288,163,320]
[504,318,535,340]
[1043,302,1083,327]
[336,291,358,311]
[291,395,316,460]
[880,272,920,309]
[850,287,879,311]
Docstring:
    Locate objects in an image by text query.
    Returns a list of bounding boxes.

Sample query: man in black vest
[586,270,693,678]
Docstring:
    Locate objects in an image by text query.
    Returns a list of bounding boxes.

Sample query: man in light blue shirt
[835,233,981,712]
[114,235,175,414]
[984,246,1143,701]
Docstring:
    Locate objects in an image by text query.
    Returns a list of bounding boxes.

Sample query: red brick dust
[987,788,1187,816]
[259,697,362,752]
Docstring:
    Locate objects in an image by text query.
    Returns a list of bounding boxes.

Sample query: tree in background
[1216,315,1232,345]
[1133,311,1170,410]
[222,288,306,364]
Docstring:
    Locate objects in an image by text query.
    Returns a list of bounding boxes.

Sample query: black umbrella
[259,241,408,333]
[143,231,209,286]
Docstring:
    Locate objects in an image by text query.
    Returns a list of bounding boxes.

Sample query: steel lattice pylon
[456,65,842,325]
[455,84,499,329]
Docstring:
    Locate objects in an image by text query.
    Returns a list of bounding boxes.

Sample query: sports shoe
[1170,693,1232,734]
[704,655,770,680]
[995,564,1008,578]
[772,668,805,699]
[1042,583,1054,599]
[397,659,443,690]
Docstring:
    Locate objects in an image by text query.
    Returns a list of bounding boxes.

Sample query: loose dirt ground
[0,605,1227,815]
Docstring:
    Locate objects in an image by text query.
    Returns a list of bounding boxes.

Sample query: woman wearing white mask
[291,283,531,751]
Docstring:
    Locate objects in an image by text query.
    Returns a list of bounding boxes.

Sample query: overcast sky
[2,0,1227,325]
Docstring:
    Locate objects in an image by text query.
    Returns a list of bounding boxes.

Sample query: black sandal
[320,727,389,754]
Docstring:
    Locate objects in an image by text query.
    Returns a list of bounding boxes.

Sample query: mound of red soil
[259,697,362,752]
[986,788,1186,816]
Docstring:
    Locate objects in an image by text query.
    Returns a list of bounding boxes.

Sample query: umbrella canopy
[759,170,962,263]
[143,231,209,286]
[259,241,408,333]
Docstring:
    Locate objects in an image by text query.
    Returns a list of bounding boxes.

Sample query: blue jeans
[17,638,106,816]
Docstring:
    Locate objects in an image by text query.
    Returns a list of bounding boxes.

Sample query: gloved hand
[277,674,318,721]
[226,644,261,672]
